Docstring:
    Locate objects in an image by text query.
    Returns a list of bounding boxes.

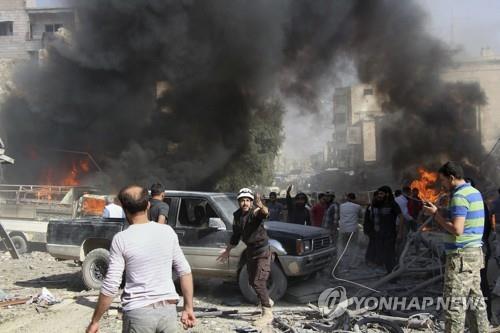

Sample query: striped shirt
[444,183,484,253]
[101,222,191,311]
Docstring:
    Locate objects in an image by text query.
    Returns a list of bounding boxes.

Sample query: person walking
[423,161,489,333]
[149,183,170,224]
[86,185,195,333]
[217,188,273,329]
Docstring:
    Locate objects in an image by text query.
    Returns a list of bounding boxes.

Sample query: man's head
[106,196,115,205]
[150,183,165,199]
[438,161,465,191]
[325,191,334,203]
[269,191,277,202]
[237,188,254,213]
[294,192,308,207]
[412,188,420,197]
[118,185,149,217]
[346,193,356,201]
[402,186,411,196]
[318,193,329,204]
[375,186,393,204]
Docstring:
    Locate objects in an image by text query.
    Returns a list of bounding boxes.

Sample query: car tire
[238,261,288,304]
[10,235,28,254]
[82,248,110,290]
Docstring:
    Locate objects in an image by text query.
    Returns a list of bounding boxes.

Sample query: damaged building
[324,48,500,190]
[0,0,75,62]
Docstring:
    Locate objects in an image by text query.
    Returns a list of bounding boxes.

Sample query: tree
[214,99,284,191]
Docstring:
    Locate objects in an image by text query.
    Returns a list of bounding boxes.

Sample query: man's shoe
[268,298,274,307]
[253,307,273,328]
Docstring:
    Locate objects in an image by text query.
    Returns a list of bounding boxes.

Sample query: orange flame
[410,167,442,202]
[81,196,106,216]
[63,161,80,186]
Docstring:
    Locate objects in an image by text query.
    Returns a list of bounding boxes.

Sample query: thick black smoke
[0,0,486,190]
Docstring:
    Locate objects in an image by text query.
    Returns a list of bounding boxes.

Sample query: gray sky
[420,0,500,58]
[282,0,500,161]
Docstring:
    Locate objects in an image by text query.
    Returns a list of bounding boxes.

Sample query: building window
[363,88,374,96]
[45,23,63,33]
[0,21,14,36]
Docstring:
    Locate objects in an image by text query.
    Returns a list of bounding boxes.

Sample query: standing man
[267,191,284,221]
[423,161,488,332]
[370,186,404,274]
[217,188,273,329]
[149,183,169,224]
[323,193,340,237]
[102,196,125,218]
[286,185,311,225]
[311,193,331,227]
[86,185,195,333]
[395,186,415,254]
[337,193,363,272]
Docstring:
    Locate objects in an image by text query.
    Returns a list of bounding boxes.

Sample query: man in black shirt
[217,188,272,329]
[148,183,169,224]
[364,186,404,274]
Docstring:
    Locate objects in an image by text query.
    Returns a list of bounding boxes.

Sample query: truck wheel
[11,235,28,254]
[238,261,288,304]
[82,248,110,290]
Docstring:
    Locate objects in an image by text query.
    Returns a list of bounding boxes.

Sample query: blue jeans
[122,304,178,333]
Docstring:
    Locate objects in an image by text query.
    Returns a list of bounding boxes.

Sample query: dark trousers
[246,249,271,307]
[376,233,396,273]
[365,233,377,265]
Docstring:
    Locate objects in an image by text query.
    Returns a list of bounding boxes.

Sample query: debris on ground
[28,287,61,306]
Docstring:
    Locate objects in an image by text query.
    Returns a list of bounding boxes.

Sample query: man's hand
[86,322,99,333]
[216,248,231,263]
[181,309,196,329]
[422,202,438,216]
[254,193,264,208]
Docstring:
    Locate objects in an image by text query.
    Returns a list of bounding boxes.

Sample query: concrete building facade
[0,0,75,61]
[442,47,500,154]
[330,83,384,169]
[0,0,30,60]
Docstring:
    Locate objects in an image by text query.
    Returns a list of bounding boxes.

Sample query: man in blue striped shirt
[423,161,488,333]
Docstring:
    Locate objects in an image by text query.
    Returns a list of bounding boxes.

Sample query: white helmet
[237,188,254,201]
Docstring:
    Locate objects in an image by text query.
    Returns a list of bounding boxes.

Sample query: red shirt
[311,203,328,227]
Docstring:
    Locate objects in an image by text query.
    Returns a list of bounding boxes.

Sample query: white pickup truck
[0,185,102,253]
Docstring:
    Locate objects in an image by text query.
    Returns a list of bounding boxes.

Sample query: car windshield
[212,194,238,223]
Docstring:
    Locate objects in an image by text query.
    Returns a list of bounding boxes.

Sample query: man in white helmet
[217,188,272,328]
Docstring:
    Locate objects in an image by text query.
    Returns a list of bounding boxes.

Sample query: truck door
[173,197,233,276]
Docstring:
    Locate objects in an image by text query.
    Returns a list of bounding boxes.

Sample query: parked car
[46,191,335,302]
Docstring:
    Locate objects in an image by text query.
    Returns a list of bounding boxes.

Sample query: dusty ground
[0,237,468,333]
[0,247,313,333]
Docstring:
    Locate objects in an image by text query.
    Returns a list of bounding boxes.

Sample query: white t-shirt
[103,203,125,218]
[339,201,362,233]
[101,222,191,311]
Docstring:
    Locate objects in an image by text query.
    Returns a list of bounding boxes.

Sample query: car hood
[264,221,329,240]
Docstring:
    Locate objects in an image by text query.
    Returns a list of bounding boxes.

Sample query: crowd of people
[88,160,500,333]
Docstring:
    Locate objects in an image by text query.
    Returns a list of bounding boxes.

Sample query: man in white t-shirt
[87,185,195,333]
[102,196,125,218]
[337,193,363,272]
